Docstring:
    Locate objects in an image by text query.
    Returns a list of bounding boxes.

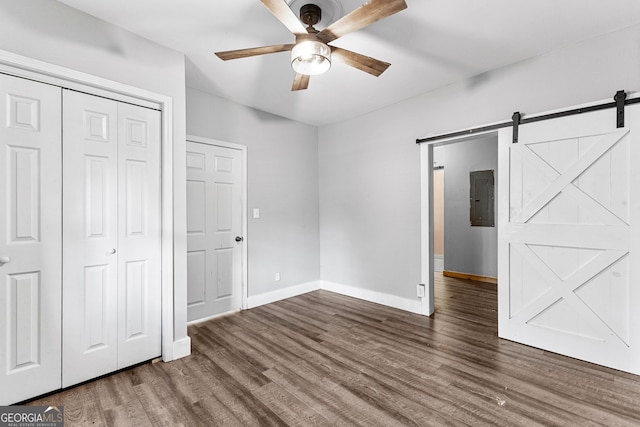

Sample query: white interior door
[187,141,243,321]
[63,90,161,387]
[0,74,62,404]
[498,104,640,374]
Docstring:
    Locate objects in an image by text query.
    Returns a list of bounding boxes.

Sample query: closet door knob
[107,248,117,255]
[0,256,10,265]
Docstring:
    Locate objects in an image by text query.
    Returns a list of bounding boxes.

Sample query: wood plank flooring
[27,274,640,426]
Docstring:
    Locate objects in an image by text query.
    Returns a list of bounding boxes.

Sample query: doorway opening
[421,132,499,320]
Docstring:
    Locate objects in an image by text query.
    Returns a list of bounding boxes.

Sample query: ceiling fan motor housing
[300,4,322,28]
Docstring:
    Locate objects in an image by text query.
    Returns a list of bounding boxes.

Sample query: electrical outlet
[417,284,426,298]
[252,208,260,219]
[275,272,281,281]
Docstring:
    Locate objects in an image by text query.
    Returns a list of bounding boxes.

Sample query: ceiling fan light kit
[215,0,408,91]
[291,40,331,75]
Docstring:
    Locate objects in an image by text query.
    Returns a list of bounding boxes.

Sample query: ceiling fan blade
[331,47,390,77]
[317,0,407,43]
[292,73,310,91]
[260,0,308,36]
[215,44,295,61]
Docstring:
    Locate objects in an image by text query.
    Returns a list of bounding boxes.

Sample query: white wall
[0,0,189,352]
[186,88,320,298]
[319,115,421,299]
[434,135,498,278]
[318,23,640,303]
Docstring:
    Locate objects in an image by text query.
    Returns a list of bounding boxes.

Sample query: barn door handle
[0,256,11,266]
[235,236,243,242]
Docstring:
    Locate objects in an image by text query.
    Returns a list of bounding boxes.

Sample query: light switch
[252,208,260,219]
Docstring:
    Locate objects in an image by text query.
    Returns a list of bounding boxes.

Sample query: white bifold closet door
[0,74,62,405]
[62,90,161,387]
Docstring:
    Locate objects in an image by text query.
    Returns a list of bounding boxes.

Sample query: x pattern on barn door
[500,107,639,374]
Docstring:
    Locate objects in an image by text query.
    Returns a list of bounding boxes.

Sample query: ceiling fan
[215,0,408,91]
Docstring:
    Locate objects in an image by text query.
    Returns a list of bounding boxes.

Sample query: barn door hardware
[417,89,640,145]
[512,112,521,144]
[615,90,627,128]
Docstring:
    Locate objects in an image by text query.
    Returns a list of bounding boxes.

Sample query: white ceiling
[57,0,640,126]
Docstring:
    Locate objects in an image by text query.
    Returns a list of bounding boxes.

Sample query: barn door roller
[615,90,627,128]
[512,112,521,144]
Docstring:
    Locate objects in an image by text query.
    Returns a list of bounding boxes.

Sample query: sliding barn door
[63,90,161,387]
[498,104,640,374]
[0,74,62,404]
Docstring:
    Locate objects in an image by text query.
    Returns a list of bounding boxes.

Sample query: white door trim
[187,135,249,310]
[419,142,435,315]
[0,49,178,361]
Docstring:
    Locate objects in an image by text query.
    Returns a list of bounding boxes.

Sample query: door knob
[0,256,10,265]
[235,236,243,242]
[107,248,117,255]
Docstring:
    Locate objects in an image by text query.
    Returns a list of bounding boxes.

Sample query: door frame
[420,131,499,315]
[186,135,249,311]
[0,50,180,361]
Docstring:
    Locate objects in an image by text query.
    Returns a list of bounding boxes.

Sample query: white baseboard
[170,336,191,361]
[320,281,427,315]
[247,281,321,309]
[238,279,431,317]
[187,309,240,325]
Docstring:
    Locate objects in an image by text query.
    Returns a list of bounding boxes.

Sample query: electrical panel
[470,170,495,227]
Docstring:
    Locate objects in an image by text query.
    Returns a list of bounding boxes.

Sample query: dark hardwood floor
[27,274,640,426]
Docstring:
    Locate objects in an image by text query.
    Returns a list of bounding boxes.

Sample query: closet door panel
[0,74,62,405]
[63,90,118,387]
[117,102,161,368]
